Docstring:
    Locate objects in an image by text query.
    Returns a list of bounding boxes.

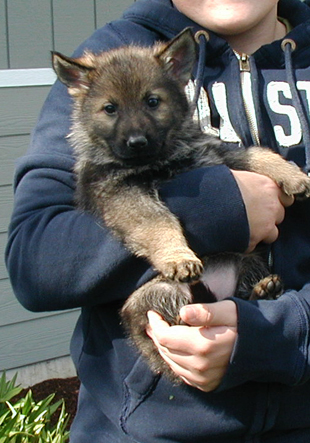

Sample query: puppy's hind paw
[249,274,283,301]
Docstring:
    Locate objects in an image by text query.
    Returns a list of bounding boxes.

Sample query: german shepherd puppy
[52,29,310,381]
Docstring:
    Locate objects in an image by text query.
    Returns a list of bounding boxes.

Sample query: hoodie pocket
[120,355,160,434]
[120,358,268,443]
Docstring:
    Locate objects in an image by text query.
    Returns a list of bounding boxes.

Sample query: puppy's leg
[121,252,282,382]
[121,276,193,382]
[101,183,203,282]
[231,251,283,301]
[246,147,310,198]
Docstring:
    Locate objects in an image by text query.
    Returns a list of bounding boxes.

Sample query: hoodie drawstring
[282,38,310,175]
[193,33,310,175]
[193,30,209,107]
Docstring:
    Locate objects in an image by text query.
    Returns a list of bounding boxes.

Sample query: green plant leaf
[0,373,70,442]
[0,373,23,404]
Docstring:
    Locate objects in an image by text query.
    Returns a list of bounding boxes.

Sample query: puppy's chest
[102,157,198,188]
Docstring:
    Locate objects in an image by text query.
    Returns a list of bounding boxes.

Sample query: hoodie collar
[123,0,310,69]
[254,0,310,69]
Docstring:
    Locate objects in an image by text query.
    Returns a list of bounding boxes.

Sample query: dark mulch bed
[14,376,80,430]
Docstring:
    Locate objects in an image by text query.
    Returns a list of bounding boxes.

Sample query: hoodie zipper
[236,53,276,269]
[236,52,261,146]
[209,47,274,268]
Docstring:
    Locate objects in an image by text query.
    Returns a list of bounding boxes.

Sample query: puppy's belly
[200,261,238,300]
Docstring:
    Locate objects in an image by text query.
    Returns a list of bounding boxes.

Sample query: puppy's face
[77,56,190,166]
[52,29,196,167]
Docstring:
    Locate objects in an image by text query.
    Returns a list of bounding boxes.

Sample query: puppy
[53,28,310,381]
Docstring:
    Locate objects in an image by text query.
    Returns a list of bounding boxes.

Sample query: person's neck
[220,15,287,55]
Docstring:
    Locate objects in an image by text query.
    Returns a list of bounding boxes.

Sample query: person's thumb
[179,301,237,328]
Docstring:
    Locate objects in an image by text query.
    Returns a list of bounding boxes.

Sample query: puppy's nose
[127,135,148,149]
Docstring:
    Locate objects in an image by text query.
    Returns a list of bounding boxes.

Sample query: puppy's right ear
[156,28,197,86]
[52,51,94,94]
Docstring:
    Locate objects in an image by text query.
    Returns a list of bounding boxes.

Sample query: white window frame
[0,68,56,88]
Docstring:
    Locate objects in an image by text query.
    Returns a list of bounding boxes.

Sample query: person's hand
[146,301,237,392]
[231,170,294,252]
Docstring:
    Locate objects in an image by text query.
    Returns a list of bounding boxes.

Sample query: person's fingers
[279,191,294,208]
[260,225,279,246]
[231,170,292,251]
[145,311,171,348]
[146,311,200,352]
[146,308,237,392]
[179,300,237,327]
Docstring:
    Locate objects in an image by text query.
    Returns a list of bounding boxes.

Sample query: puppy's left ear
[156,28,197,85]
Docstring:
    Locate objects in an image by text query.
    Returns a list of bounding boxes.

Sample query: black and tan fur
[53,29,310,381]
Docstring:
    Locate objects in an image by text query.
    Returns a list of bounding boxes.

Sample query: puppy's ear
[52,51,95,95]
[156,28,197,85]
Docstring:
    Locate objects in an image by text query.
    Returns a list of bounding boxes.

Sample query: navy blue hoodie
[5,0,310,441]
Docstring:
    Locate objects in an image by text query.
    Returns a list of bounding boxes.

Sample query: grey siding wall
[0,0,133,373]
[0,0,134,69]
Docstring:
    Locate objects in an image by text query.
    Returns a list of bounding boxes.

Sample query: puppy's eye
[103,103,117,115]
[147,96,160,109]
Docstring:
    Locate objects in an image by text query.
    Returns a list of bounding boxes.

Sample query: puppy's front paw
[279,168,310,199]
[161,257,203,282]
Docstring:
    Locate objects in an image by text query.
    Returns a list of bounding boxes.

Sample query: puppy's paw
[161,257,203,282]
[249,274,283,300]
[279,168,310,199]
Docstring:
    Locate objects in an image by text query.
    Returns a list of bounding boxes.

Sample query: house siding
[0,0,133,374]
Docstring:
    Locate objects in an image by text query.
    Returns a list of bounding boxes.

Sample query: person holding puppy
[6,0,310,442]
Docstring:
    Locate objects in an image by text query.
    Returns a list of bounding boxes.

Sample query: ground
[16,376,80,429]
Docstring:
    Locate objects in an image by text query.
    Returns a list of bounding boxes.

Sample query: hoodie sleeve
[217,285,310,390]
[5,146,248,313]
[5,24,249,313]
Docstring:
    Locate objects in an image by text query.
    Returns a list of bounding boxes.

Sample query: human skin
[146,303,238,391]
[146,0,293,392]
[172,0,286,54]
